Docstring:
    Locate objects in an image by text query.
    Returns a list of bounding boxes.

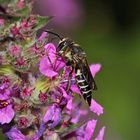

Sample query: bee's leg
[66,67,74,92]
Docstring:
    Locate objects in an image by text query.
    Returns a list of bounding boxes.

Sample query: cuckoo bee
[45,31,97,106]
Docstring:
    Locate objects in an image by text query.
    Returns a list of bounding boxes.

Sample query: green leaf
[16,6,30,16]
[0,65,14,75]
[33,16,51,31]
[30,77,49,104]
[0,13,22,24]
[0,0,11,4]
[21,35,36,48]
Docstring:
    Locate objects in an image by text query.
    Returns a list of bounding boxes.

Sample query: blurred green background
[35,0,140,139]
[76,1,140,140]
[75,1,140,140]
[1,0,140,139]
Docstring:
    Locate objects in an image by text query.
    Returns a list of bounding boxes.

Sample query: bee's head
[44,30,73,62]
[57,38,73,56]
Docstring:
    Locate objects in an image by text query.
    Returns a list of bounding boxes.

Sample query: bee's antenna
[45,30,63,40]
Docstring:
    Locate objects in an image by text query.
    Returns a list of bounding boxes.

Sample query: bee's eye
[73,47,79,53]
[57,41,67,52]
[73,45,83,53]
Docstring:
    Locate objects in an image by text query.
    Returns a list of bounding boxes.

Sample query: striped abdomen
[75,69,92,106]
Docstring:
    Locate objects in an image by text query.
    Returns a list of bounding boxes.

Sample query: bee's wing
[82,59,97,91]
[78,59,97,106]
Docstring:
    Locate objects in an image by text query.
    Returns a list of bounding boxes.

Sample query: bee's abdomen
[75,69,92,106]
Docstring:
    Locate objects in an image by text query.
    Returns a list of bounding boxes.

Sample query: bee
[45,30,97,106]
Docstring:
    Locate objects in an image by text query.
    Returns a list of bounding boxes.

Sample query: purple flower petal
[90,64,101,77]
[71,110,81,124]
[33,123,46,140]
[39,56,58,78]
[70,84,80,94]
[43,105,62,129]
[0,82,9,90]
[63,68,80,94]
[66,98,73,110]
[43,105,55,123]
[71,103,87,124]
[48,107,61,128]
[71,109,88,124]
[44,43,56,51]
[38,32,47,41]
[39,43,65,78]
[6,127,27,140]
[0,83,10,99]
[84,119,97,140]
[60,87,71,100]
[44,43,56,58]
[0,105,15,124]
[0,89,10,100]
[84,120,97,140]
[54,58,65,72]
[95,126,105,140]
[90,99,104,116]
[76,119,97,140]
[44,43,57,66]
[32,137,39,140]
[76,125,85,140]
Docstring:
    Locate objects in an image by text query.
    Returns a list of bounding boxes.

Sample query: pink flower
[6,127,27,140]
[90,64,101,78]
[0,18,5,26]
[43,105,62,129]
[17,117,29,128]
[76,119,97,140]
[76,119,105,140]
[84,119,97,140]
[9,45,21,57]
[90,99,104,116]
[39,43,65,78]
[70,102,88,124]
[95,126,106,140]
[0,105,15,124]
[66,98,73,111]
[38,32,48,41]
[11,25,20,36]
[16,0,25,9]
[70,83,80,94]
[0,83,15,124]
[21,86,34,97]
[39,43,73,107]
